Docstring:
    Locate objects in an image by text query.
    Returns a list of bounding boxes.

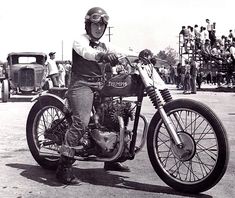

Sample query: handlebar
[117,55,154,68]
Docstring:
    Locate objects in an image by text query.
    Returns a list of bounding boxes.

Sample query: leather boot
[56,155,80,185]
[104,162,130,172]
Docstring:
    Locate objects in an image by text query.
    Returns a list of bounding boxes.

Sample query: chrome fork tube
[137,64,183,147]
[155,88,183,147]
[158,106,183,146]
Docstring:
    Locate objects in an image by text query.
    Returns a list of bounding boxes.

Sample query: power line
[106,26,114,42]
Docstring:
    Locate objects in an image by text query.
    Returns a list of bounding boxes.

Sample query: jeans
[64,75,104,149]
[183,74,191,92]
[190,76,197,93]
[49,73,59,87]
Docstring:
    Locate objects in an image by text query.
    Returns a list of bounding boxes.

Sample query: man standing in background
[46,52,59,87]
[58,62,66,87]
[190,60,197,94]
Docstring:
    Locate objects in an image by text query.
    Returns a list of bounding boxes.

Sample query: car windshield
[18,57,36,64]
[10,55,45,65]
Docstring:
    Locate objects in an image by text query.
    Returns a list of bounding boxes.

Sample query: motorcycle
[26,55,229,193]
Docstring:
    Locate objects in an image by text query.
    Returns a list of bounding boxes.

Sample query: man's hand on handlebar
[97,52,119,66]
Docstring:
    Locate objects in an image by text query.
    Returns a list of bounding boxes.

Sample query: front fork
[137,64,183,147]
[146,86,183,147]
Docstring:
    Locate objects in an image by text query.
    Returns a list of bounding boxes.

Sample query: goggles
[85,13,109,24]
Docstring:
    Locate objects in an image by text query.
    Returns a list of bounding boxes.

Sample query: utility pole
[106,26,114,42]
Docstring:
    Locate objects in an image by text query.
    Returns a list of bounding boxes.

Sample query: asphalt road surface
[0,85,234,198]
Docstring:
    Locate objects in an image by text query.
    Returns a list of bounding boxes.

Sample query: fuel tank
[101,74,141,97]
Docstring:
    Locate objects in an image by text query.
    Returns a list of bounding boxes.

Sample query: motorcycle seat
[48,87,68,98]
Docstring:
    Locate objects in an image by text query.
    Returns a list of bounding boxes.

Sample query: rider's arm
[105,42,137,57]
[73,34,103,62]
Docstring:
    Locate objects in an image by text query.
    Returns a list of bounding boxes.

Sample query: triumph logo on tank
[108,81,128,88]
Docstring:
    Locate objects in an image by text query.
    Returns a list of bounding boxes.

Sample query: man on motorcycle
[56,7,131,185]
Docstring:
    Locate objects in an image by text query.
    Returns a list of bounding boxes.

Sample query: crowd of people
[158,60,198,94]
[179,19,235,89]
[179,19,234,54]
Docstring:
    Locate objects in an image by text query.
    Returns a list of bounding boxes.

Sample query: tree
[156,47,178,66]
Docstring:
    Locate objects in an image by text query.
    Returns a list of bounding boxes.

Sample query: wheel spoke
[196,143,218,161]
[33,106,68,156]
[154,107,219,184]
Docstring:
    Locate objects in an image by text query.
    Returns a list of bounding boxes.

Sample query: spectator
[188,26,195,50]
[230,39,235,62]
[159,66,167,83]
[200,26,209,45]
[211,43,221,56]
[181,63,186,89]
[176,63,182,88]
[57,63,66,87]
[64,61,72,87]
[196,69,204,89]
[203,27,209,43]
[190,60,197,94]
[169,64,176,84]
[179,26,190,53]
[224,39,231,53]
[228,39,235,87]
[228,29,234,42]
[206,19,213,43]
[210,30,217,47]
[183,59,191,94]
[194,24,201,50]
[206,71,212,84]
[201,39,211,66]
[46,52,59,87]
[213,22,216,30]
[217,35,225,51]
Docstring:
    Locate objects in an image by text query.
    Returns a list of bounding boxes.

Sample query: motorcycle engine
[99,98,133,131]
[91,98,134,158]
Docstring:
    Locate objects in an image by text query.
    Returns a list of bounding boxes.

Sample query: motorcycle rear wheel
[147,98,229,193]
[26,97,70,170]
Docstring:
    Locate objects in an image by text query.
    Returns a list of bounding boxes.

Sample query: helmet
[85,7,109,24]
[85,7,109,40]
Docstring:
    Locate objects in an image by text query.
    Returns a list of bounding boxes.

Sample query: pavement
[0,82,235,198]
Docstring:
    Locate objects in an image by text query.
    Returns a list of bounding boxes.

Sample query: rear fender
[31,92,65,106]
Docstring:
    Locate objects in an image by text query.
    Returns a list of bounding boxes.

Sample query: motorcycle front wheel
[26,97,71,170]
[147,98,229,194]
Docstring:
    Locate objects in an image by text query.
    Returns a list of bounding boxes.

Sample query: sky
[0,0,234,61]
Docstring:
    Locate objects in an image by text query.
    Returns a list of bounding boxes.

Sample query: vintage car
[0,62,9,102]
[1,52,47,102]
[0,62,7,81]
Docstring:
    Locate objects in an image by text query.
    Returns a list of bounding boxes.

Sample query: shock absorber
[145,86,162,109]
[160,89,173,103]
[146,86,183,147]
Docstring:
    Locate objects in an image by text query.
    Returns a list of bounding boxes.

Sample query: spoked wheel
[147,98,229,194]
[26,97,71,170]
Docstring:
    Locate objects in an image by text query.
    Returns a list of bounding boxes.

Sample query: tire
[2,79,9,102]
[26,96,71,170]
[147,98,229,193]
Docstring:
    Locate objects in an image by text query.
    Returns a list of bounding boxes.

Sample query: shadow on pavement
[6,163,61,187]
[6,163,212,197]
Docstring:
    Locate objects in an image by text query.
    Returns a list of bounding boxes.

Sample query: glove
[100,53,119,66]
